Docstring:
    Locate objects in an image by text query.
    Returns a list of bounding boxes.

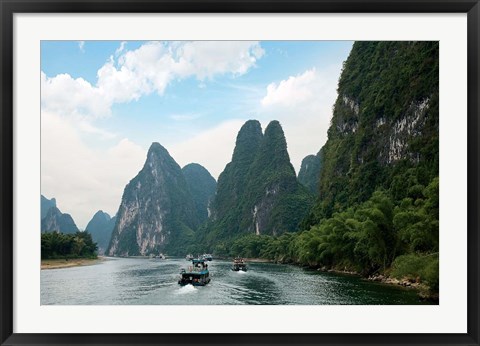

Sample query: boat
[185,254,194,261]
[202,253,213,261]
[232,257,247,272]
[178,258,211,286]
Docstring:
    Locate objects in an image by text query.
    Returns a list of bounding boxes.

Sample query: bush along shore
[41,231,98,261]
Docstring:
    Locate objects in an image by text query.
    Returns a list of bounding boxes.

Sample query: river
[41,257,433,305]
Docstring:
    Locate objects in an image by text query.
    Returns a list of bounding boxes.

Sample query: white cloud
[168,119,246,179]
[115,41,127,56]
[172,41,264,80]
[41,72,111,118]
[261,68,316,107]
[258,65,343,174]
[78,41,85,52]
[42,41,265,122]
[41,111,146,229]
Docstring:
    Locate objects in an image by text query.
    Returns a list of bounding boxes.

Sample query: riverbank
[316,266,360,276]
[41,257,106,270]
[367,273,438,301]
[324,266,438,301]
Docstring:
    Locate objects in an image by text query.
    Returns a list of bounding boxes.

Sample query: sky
[41,40,353,229]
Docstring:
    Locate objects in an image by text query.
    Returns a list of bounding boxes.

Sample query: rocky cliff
[106,143,199,256]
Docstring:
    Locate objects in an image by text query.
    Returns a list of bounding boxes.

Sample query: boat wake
[176,284,197,295]
[236,270,247,274]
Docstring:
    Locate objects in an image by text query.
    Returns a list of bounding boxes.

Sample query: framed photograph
[1,1,479,345]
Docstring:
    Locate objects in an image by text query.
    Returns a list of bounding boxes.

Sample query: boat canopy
[182,271,208,276]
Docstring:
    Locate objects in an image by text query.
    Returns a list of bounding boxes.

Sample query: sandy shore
[41,257,107,270]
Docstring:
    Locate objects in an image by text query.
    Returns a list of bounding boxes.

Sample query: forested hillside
[193,120,313,254]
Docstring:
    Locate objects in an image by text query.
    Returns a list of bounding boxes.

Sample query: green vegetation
[41,231,98,259]
[391,253,439,292]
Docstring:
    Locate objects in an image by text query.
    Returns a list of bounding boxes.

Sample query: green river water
[41,257,433,305]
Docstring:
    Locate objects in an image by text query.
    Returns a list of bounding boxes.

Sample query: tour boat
[185,254,194,261]
[178,258,211,286]
[232,258,247,272]
[202,253,213,261]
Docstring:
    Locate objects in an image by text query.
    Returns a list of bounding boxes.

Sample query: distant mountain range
[104,119,313,256]
[85,211,116,255]
[43,42,439,266]
[40,195,79,234]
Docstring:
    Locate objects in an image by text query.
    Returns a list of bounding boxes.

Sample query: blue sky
[41,40,353,228]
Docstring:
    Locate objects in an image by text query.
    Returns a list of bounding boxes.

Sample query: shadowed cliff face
[85,210,116,254]
[208,120,313,240]
[182,163,217,224]
[107,143,198,256]
[298,149,323,195]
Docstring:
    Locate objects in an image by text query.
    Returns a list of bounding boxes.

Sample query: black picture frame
[1,1,479,345]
